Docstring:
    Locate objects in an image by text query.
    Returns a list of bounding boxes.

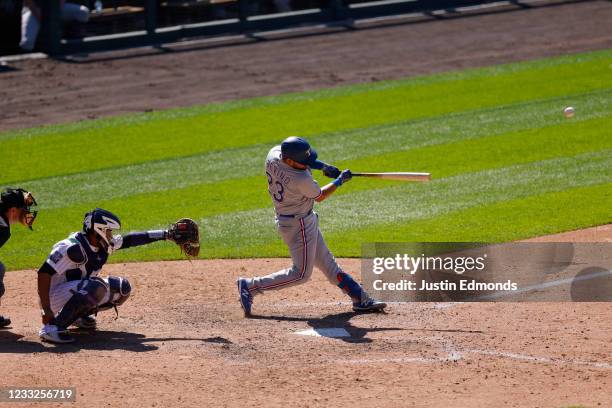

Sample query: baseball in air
[564,106,575,118]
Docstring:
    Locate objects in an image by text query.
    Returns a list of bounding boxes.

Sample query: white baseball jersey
[43,232,110,313]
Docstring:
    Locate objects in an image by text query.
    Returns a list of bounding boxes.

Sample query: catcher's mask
[0,188,38,230]
[83,208,121,253]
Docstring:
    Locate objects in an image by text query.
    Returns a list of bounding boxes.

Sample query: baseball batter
[0,188,38,328]
[237,136,386,316]
[37,208,199,343]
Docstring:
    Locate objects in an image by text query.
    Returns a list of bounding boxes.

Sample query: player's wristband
[333,178,343,187]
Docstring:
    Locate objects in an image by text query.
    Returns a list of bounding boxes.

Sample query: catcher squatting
[0,136,384,344]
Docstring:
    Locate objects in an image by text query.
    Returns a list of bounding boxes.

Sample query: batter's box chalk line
[294,328,351,338]
[293,332,612,370]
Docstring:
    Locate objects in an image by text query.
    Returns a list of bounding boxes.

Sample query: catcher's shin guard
[97,276,131,315]
[53,279,107,329]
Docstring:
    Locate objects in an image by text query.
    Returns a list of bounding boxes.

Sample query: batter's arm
[315,169,352,202]
[315,183,338,202]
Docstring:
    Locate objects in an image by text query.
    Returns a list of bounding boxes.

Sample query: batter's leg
[246,214,319,294]
[312,227,363,302]
[312,215,386,312]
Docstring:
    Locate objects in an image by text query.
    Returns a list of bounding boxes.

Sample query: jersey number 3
[266,172,284,202]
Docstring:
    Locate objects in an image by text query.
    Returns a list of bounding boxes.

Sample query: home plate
[294,328,351,338]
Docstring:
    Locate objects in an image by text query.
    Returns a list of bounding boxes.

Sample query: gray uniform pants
[247,212,343,294]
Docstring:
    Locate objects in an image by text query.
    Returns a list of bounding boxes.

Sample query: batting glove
[322,164,341,179]
[333,169,352,187]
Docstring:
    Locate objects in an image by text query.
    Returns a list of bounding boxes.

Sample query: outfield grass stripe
[13,126,610,251]
[343,115,612,179]
[109,182,612,262]
[310,88,612,163]
[3,150,610,269]
[3,49,610,142]
[322,183,612,256]
[13,90,612,209]
[1,50,611,183]
[317,151,612,231]
[196,150,611,247]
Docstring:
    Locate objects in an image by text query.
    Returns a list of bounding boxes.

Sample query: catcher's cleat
[353,292,387,313]
[39,324,75,344]
[0,315,11,328]
[237,278,252,317]
[72,315,97,329]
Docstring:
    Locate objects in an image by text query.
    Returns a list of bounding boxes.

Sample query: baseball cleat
[0,315,11,328]
[39,324,75,344]
[73,315,97,329]
[237,278,253,317]
[353,292,387,312]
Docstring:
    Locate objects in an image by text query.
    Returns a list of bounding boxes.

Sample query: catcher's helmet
[83,208,121,252]
[281,136,318,167]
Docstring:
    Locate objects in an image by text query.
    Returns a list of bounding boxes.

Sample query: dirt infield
[1,0,612,131]
[0,253,610,408]
[1,1,611,406]
[1,226,611,407]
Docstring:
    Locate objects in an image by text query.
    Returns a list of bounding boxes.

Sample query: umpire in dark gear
[0,187,39,328]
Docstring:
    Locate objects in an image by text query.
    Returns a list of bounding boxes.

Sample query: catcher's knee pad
[0,261,5,298]
[53,278,108,328]
[336,272,362,299]
[98,276,131,311]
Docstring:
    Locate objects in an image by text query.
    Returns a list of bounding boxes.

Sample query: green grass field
[1,49,611,270]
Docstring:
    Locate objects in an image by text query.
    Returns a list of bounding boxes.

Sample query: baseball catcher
[237,136,386,317]
[37,208,200,343]
[0,187,38,328]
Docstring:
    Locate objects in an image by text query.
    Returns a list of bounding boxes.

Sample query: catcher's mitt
[168,218,200,257]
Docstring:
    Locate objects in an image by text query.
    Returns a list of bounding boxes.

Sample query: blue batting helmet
[280,137,318,167]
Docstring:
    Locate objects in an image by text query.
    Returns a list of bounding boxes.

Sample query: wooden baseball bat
[352,172,431,182]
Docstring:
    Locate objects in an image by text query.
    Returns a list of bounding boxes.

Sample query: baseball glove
[168,218,200,257]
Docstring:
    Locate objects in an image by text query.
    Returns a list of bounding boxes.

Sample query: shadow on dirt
[252,311,402,343]
[0,329,231,353]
